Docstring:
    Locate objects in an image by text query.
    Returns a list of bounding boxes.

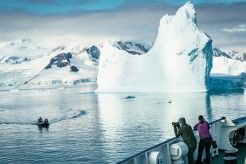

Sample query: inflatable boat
[35,122,49,128]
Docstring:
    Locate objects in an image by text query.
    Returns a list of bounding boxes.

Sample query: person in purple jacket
[193,115,213,164]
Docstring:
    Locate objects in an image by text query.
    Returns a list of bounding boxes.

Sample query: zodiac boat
[35,121,49,128]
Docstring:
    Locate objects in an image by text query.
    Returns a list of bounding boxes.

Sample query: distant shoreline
[0,82,98,92]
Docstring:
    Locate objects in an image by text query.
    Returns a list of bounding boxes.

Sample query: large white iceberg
[96,1,213,92]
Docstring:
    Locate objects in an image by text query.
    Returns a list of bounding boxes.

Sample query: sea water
[0,85,245,163]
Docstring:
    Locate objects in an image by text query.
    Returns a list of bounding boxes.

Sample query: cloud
[193,2,246,51]
[0,1,245,52]
[221,24,246,33]
[0,2,174,48]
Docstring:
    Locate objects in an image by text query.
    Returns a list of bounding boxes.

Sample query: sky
[0,0,246,52]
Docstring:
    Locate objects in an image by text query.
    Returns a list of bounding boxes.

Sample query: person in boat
[173,117,197,164]
[193,115,213,164]
[44,118,48,123]
[38,117,43,123]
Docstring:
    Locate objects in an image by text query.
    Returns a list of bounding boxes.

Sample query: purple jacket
[194,120,211,139]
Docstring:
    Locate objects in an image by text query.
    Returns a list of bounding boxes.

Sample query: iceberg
[212,56,246,76]
[210,55,246,90]
[209,74,244,91]
[97,1,213,92]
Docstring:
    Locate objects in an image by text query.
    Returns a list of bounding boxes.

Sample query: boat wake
[50,110,86,124]
[0,121,33,125]
[0,110,86,125]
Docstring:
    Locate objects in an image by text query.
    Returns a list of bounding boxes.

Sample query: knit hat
[198,115,203,120]
[178,117,186,125]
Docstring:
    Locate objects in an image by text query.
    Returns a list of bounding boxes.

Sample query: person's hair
[178,117,186,124]
[198,115,203,120]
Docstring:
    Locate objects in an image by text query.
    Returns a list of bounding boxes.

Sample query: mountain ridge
[0,38,245,87]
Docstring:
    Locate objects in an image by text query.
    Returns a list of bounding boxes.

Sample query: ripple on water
[0,88,245,163]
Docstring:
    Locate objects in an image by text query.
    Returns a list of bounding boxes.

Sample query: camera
[172,122,180,128]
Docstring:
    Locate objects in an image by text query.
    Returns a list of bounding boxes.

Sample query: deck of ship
[210,143,246,164]
[117,117,246,164]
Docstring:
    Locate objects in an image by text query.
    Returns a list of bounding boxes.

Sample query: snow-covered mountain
[0,38,48,64]
[97,1,213,92]
[0,35,245,89]
[0,38,41,50]
[212,48,246,76]
[0,40,98,87]
[213,48,232,59]
[213,48,246,62]
[112,41,153,55]
[228,50,246,62]
[0,39,153,87]
[0,38,245,89]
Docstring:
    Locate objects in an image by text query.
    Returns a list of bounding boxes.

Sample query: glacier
[96,2,213,92]
[211,56,246,76]
[210,55,246,90]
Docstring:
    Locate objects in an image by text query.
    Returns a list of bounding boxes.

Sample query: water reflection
[96,91,246,162]
[206,93,212,121]
[38,126,49,133]
[97,92,211,162]
[244,90,246,102]
[96,92,232,135]
[0,87,245,163]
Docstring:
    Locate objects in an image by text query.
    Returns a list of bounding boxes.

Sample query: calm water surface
[0,85,245,163]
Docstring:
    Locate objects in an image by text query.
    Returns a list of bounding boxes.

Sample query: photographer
[193,115,212,164]
[173,117,197,164]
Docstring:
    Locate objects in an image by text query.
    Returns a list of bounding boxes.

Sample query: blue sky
[0,0,125,14]
[0,0,245,14]
[0,0,246,52]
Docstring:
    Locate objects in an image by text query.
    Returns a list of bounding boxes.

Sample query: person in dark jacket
[174,117,197,164]
[193,115,212,164]
[44,118,48,123]
[38,117,43,123]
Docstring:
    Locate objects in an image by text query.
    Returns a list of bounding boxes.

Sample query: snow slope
[209,48,246,90]
[0,39,153,88]
[212,57,246,76]
[96,2,213,92]
[0,40,98,87]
